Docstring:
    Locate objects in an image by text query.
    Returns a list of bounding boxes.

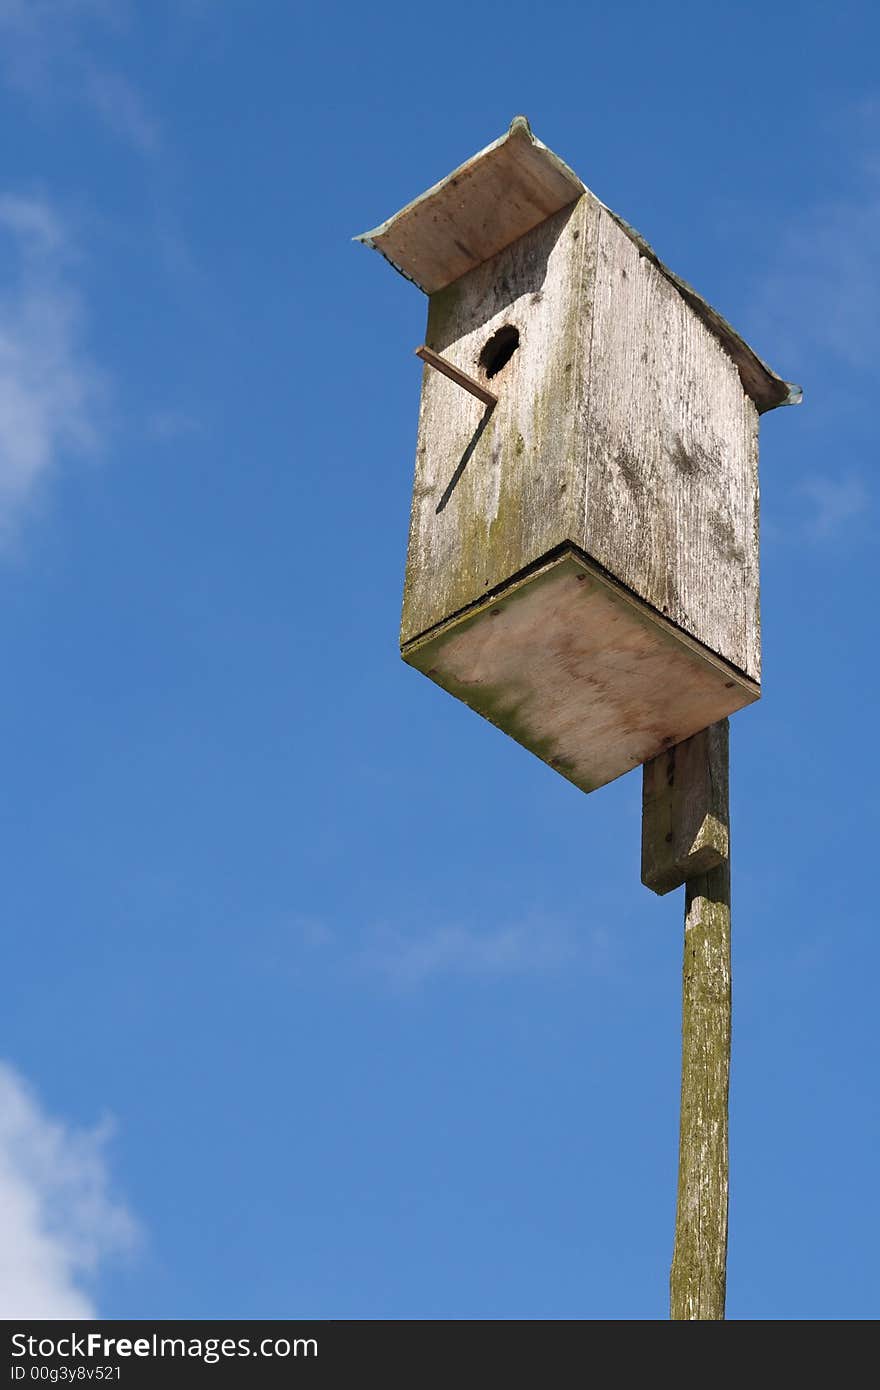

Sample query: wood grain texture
[400,197,598,647]
[583,209,761,681]
[642,721,729,895]
[404,554,755,793]
[671,854,731,1320]
[601,208,798,414]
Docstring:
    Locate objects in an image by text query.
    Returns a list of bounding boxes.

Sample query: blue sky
[0,0,876,1321]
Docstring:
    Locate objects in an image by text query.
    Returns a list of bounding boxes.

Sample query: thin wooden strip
[414,345,498,408]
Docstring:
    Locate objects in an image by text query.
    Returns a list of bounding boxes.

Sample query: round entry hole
[479,325,520,379]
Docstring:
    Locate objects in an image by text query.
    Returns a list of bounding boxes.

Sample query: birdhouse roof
[357,117,800,414]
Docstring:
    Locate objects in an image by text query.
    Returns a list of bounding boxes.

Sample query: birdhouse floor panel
[401,549,758,794]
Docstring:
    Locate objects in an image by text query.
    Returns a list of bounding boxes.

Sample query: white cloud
[0,1,157,154]
[361,917,606,989]
[0,194,103,548]
[0,1060,137,1319]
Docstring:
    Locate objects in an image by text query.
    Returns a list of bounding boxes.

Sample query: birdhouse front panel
[358,118,799,792]
[401,195,599,647]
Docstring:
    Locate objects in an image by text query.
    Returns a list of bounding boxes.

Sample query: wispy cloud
[293,908,613,990]
[0,1060,137,1318]
[355,917,609,990]
[0,0,158,154]
[800,472,869,539]
[295,916,337,950]
[147,408,204,443]
[751,103,880,374]
[81,62,158,156]
[748,101,878,542]
[0,194,104,549]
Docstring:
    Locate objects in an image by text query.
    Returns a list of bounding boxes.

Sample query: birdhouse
[358,118,800,793]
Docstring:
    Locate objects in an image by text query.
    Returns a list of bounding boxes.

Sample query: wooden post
[671,854,731,1319]
[642,719,731,1319]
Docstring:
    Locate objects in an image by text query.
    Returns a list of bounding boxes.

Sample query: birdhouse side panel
[400,197,599,648]
[582,209,761,682]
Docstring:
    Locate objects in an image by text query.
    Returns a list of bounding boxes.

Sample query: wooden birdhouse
[358,117,800,793]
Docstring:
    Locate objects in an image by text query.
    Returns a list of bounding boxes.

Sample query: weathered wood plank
[642,721,729,895]
[357,117,584,294]
[582,209,761,682]
[670,854,731,1320]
